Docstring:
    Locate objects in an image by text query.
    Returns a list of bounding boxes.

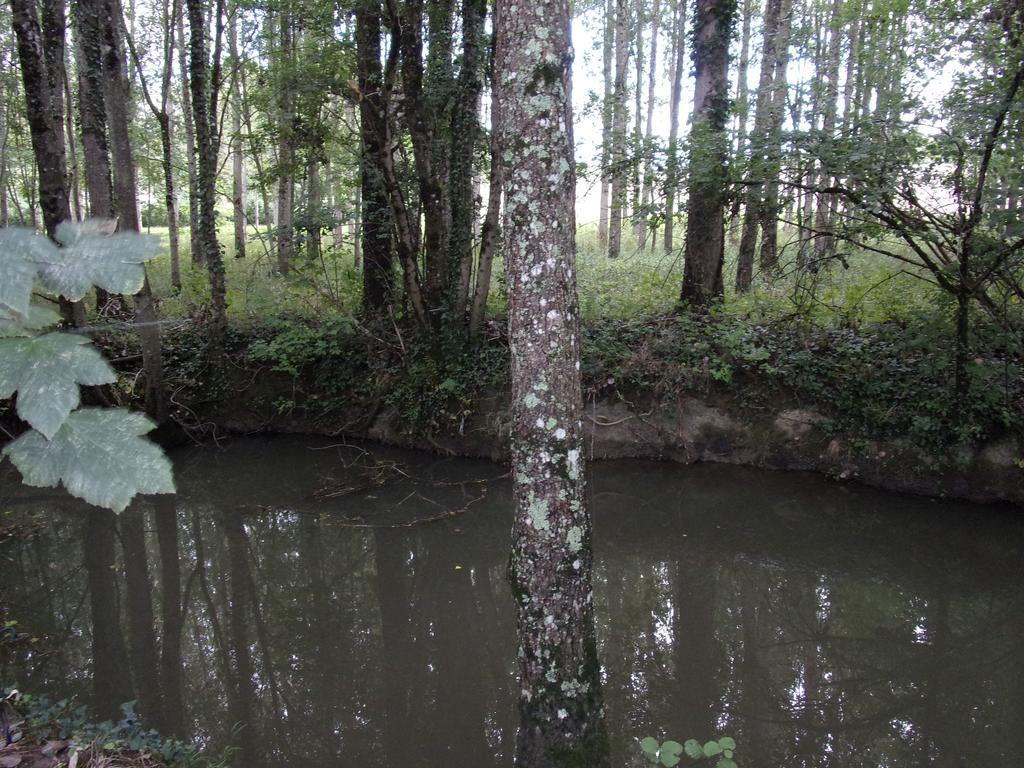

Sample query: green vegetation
[1,690,224,767]
[132,223,1022,450]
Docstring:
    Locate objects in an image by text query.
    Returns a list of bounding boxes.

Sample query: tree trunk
[275,4,295,275]
[497,0,609,764]
[186,0,228,343]
[10,0,71,237]
[356,0,394,316]
[813,0,843,264]
[230,9,246,260]
[305,153,321,260]
[735,0,790,291]
[663,0,686,254]
[175,3,201,265]
[607,0,629,259]
[98,0,167,422]
[728,0,752,237]
[598,0,614,246]
[448,0,486,323]
[10,0,84,325]
[469,19,502,341]
[639,0,660,250]
[680,0,736,307]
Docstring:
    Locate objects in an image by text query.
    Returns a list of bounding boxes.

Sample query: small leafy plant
[640,736,738,768]
[0,221,175,512]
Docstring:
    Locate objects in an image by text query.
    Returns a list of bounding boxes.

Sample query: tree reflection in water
[1,437,1022,767]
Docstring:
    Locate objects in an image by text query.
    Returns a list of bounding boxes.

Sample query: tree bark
[663,0,686,254]
[185,0,229,343]
[497,0,608,764]
[175,2,201,265]
[469,19,502,341]
[230,8,246,260]
[448,0,486,322]
[681,0,736,306]
[275,3,295,275]
[607,0,629,259]
[639,0,660,250]
[356,0,394,316]
[813,0,843,264]
[735,0,790,290]
[598,0,614,246]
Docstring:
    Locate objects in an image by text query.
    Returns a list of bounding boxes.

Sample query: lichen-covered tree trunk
[663,0,686,254]
[681,0,736,307]
[497,0,608,764]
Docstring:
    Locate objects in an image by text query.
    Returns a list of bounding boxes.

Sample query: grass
[138,218,947,330]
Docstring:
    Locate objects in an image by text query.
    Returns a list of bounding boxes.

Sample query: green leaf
[2,408,175,512]
[35,221,161,300]
[640,737,660,756]
[723,750,733,759]
[703,741,723,758]
[659,740,683,768]
[0,227,52,318]
[683,739,703,759]
[716,760,737,768]
[0,305,61,337]
[718,737,736,751]
[0,333,116,438]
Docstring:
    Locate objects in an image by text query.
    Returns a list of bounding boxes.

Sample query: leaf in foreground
[3,408,175,513]
[0,333,116,439]
[35,222,161,301]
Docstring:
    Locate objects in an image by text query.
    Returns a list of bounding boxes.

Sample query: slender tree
[607,0,630,258]
[663,0,686,253]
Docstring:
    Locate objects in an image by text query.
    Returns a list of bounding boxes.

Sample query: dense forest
[0,0,1021,442]
[1,0,1023,765]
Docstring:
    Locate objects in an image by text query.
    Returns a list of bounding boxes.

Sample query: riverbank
[96,312,1024,506]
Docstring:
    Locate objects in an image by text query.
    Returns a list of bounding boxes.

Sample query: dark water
[2,435,1023,767]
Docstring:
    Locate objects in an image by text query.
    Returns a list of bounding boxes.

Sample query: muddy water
[2,435,1022,766]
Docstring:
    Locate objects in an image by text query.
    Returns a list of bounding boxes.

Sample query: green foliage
[640,735,738,768]
[0,223,175,513]
[2,690,225,767]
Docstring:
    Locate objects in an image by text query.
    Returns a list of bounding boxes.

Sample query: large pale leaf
[0,228,54,318]
[34,221,161,300]
[2,408,175,513]
[0,333,116,438]
[0,305,61,338]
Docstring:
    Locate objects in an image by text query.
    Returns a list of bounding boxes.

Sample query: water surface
[2,435,1022,766]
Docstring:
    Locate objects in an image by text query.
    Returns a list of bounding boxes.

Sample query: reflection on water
[2,436,1022,766]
